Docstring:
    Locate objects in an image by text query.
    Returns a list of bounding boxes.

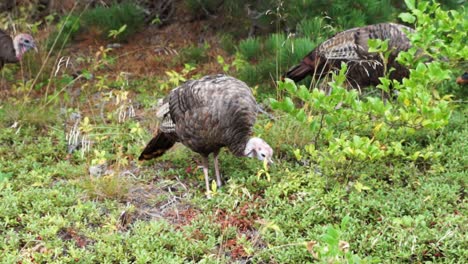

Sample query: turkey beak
[267,157,274,165]
[26,41,38,53]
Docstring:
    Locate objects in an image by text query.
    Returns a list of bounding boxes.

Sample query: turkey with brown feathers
[285,23,415,90]
[139,74,273,197]
[0,29,37,70]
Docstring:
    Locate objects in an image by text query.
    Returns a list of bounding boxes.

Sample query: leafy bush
[270,0,465,182]
[397,0,467,71]
[81,2,145,41]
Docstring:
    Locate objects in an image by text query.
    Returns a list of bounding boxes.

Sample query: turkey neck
[227,135,251,157]
[13,36,21,59]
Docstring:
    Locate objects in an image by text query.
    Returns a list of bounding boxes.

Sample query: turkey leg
[201,156,211,198]
[213,150,222,187]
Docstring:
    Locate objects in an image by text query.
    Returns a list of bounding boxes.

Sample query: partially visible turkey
[456,72,468,85]
[0,29,37,70]
[285,23,414,90]
[139,74,273,197]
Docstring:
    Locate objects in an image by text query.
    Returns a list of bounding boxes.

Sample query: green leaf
[340,215,350,230]
[399,12,416,23]
[354,181,371,193]
[326,226,340,241]
[108,24,127,39]
[211,180,217,194]
[293,149,302,161]
[0,172,13,181]
[310,120,320,131]
[368,39,380,53]
[404,0,415,10]
[282,79,298,93]
[297,86,311,101]
[269,99,280,109]
[296,109,307,122]
[283,97,295,113]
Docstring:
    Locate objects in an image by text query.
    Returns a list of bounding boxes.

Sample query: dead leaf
[306,241,319,259]
[339,240,350,253]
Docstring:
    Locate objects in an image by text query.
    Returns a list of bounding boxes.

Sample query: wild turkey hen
[285,23,415,89]
[456,72,468,85]
[139,74,273,197]
[0,29,37,70]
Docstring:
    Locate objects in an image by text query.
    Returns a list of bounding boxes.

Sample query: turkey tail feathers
[284,63,312,82]
[139,130,176,161]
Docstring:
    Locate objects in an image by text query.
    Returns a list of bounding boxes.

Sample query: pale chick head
[13,33,37,59]
[244,137,274,164]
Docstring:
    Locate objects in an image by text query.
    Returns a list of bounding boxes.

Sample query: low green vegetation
[45,15,81,51]
[81,2,145,41]
[0,0,467,263]
[45,2,144,52]
[177,43,211,65]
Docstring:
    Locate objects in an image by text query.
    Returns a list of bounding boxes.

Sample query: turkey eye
[24,39,30,43]
[261,153,266,158]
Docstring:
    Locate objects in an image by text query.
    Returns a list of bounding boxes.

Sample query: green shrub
[218,33,237,54]
[296,17,332,40]
[279,37,316,68]
[46,14,81,51]
[234,34,317,90]
[283,0,397,30]
[264,33,286,56]
[81,2,145,41]
[271,60,452,168]
[237,63,259,86]
[177,43,210,64]
[238,37,261,61]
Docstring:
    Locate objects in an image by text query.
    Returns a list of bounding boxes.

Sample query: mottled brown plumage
[285,23,415,89]
[0,30,19,70]
[139,74,273,197]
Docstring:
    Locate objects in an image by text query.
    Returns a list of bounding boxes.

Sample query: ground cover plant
[0,0,466,263]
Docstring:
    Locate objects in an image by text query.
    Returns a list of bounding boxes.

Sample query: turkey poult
[139,74,273,197]
[285,23,414,89]
[0,29,37,70]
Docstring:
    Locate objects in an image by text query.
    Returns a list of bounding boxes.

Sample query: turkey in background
[0,29,37,71]
[285,23,415,91]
